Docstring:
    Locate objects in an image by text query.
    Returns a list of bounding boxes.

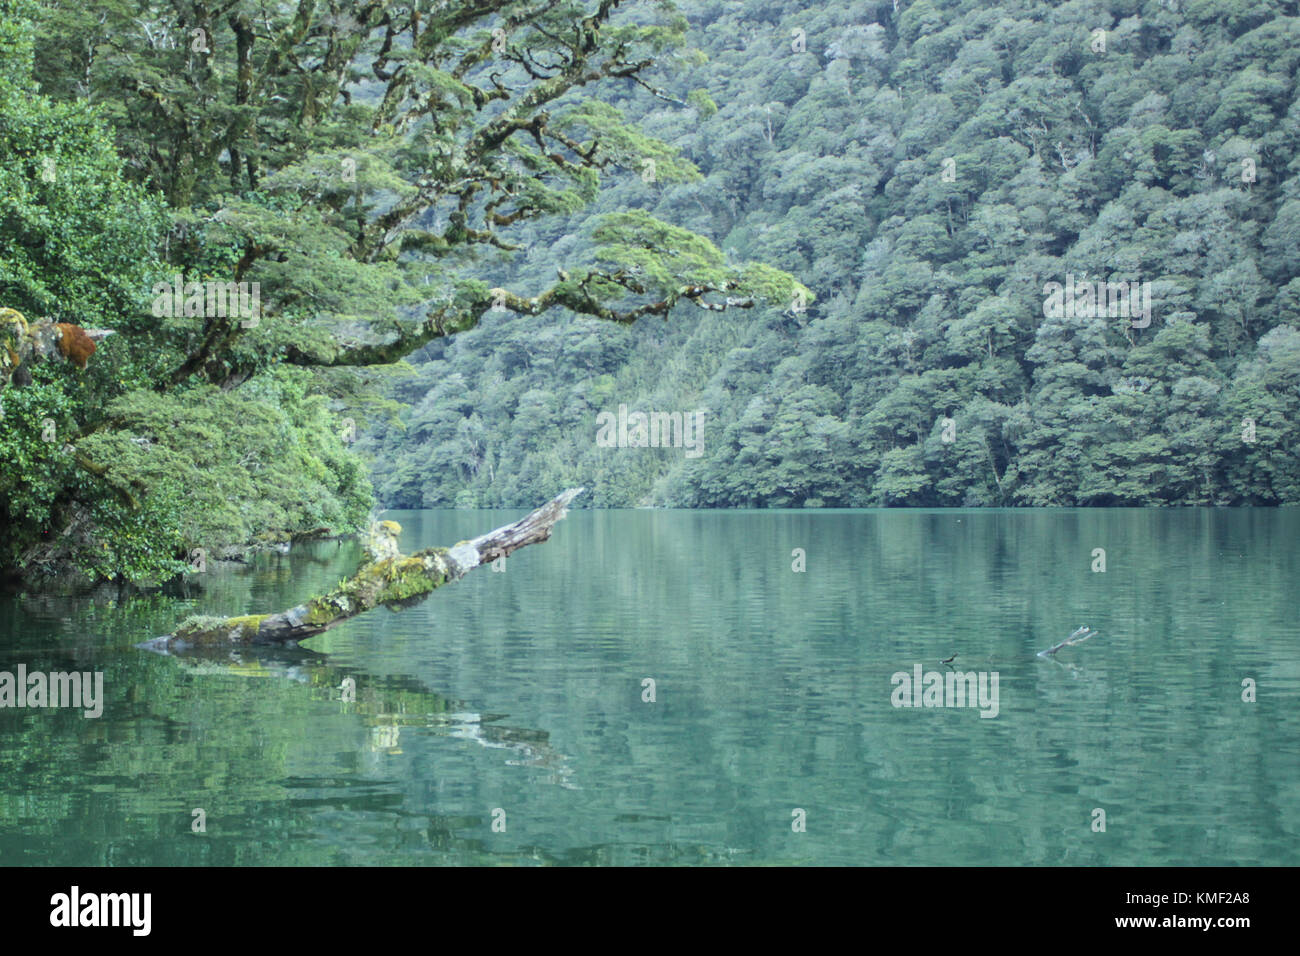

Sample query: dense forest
[365,0,1300,509]
[1,0,1298,588]
[0,0,803,583]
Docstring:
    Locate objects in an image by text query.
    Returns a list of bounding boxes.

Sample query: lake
[1,508,1297,865]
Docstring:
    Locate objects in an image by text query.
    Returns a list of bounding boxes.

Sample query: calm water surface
[1,509,1297,865]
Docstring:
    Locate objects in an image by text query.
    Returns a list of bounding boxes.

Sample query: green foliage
[0,377,80,536]
[0,41,165,330]
[369,0,1300,509]
[0,374,187,583]
[70,479,190,585]
[4,0,1299,585]
[79,369,372,556]
[4,0,749,583]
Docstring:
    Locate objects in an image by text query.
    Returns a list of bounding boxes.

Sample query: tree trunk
[140,488,583,653]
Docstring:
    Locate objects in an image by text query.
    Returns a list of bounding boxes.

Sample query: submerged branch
[142,487,583,652]
[1036,625,1097,658]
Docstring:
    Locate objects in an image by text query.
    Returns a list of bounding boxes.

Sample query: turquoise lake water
[1,508,1296,865]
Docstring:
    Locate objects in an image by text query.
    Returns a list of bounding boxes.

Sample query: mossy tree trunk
[141,488,583,653]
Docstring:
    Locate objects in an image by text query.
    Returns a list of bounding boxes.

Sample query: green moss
[224,614,269,638]
[174,614,227,639]
[375,555,446,603]
[172,612,268,643]
[304,598,340,626]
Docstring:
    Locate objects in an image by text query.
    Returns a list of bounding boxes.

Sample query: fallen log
[140,487,583,653]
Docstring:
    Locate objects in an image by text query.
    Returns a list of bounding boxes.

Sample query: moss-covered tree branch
[143,487,583,651]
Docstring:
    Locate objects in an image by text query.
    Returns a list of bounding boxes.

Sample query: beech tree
[1,0,806,581]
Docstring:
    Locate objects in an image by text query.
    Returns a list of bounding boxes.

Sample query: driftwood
[140,488,583,653]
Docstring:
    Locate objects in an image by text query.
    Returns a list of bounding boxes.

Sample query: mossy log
[141,488,583,653]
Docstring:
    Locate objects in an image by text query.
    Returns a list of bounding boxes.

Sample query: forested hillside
[366,0,1300,508]
[3,0,1298,584]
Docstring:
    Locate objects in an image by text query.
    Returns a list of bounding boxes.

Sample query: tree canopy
[0,0,804,582]
[3,0,1298,585]
[364,0,1300,510]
